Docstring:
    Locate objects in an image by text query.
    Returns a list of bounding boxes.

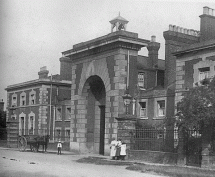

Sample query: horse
[37,135,50,152]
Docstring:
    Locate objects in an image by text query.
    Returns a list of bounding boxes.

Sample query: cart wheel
[18,136,27,151]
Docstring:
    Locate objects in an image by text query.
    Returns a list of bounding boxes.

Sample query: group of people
[110,138,126,160]
[57,138,126,159]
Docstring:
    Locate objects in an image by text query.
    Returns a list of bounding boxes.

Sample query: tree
[176,77,215,162]
[176,77,215,130]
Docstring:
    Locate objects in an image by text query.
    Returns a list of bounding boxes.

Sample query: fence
[6,128,70,142]
[129,128,178,152]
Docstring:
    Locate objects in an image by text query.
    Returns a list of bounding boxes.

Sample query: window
[12,94,17,106]
[29,90,36,105]
[11,115,16,120]
[29,116,34,135]
[65,129,70,142]
[19,112,26,135]
[56,107,62,120]
[66,107,71,120]
[20,92,26,106]
[28,112,35,135]
[55,128,61,141]
[139,102,147,118]
[138,72,145,89]
[157,100,165,117]
[199,67,210,81]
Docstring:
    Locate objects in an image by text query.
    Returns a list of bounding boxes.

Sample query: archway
[82,75,106,154]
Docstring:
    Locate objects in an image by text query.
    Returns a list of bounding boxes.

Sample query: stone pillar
[116,115,137,159]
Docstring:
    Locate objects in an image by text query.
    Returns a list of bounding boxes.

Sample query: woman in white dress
[110,138,117,160]
[120,143,126,160]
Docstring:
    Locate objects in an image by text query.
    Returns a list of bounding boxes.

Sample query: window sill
[153,116,165,120]
[139,117,148,119]
[64,119,71,122]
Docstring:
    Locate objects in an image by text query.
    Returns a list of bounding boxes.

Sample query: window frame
[12,93,17,106]
[138,72,145,89]
[28,112,35,135]
[65,106,71,120]
[20,92,26,106]
[19,112,26,135]
[153,97,166,119]
[55,127,62,141]
[56,107,62,121]
[138,99,148,119]
[65,128,70,142]
[29,90,36,105]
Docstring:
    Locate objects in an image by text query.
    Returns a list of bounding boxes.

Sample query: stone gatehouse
[60,15,149,154]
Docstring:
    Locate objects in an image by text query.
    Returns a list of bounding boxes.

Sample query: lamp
[122,89,132,114]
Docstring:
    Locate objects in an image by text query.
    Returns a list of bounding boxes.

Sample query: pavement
[1,146,215,171]
[1,147,163,177]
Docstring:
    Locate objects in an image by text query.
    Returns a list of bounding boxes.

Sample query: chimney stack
[38,66,49,79]
[0,99,4,111]
[147,35,160,68]
[200,6,215,42]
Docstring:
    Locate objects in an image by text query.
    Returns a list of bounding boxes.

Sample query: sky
[0,0,215,110]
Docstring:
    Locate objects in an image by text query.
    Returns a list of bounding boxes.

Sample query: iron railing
[6,128,70,142]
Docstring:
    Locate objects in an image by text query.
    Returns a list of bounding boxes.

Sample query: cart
[18,135,49,152]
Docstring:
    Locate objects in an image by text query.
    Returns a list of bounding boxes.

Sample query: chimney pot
[209,8,213,16]
[169,24,173,31]
[203,6,209,15]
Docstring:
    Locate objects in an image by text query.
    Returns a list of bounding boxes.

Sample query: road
[0,148,164,177]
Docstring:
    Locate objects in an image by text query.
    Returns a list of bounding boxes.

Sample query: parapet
[168,24,200,37]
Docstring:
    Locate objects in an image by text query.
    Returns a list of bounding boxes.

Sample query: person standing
[57,141,62,155]
[120,142,126,160]
[110,137,117,160]
[115,139,122,160]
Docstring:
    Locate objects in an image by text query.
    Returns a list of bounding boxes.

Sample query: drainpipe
[49,74,52,136]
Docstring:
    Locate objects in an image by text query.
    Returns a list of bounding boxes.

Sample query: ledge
[115,114,139,121]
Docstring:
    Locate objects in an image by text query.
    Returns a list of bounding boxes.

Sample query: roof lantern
[109,12,129,32]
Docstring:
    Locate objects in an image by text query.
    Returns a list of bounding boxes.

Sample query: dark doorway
[83,75,106,154]
[99,105,105,155]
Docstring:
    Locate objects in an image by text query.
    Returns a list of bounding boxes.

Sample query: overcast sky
[1,0,215,109]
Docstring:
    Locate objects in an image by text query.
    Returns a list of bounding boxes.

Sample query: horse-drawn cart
[18,135,49,152]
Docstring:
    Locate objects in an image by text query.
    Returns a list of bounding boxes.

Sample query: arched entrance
[82,75,106,154]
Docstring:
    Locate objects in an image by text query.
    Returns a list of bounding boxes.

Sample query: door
[99,105,105,155]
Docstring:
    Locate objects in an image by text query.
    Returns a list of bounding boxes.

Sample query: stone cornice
[173,40,215,56]
[5,79,71,91]
[62,31,149,58]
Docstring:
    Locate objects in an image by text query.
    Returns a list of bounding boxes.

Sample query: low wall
[128,150,177,165]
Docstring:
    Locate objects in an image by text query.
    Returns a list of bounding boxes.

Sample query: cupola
[109,13,129,32]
